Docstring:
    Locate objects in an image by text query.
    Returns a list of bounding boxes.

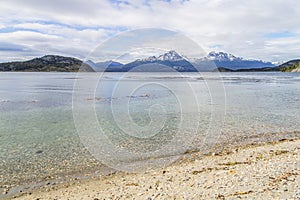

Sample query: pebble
[6,136,300,200]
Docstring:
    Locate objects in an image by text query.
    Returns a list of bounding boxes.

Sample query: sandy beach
[10,138,299,200]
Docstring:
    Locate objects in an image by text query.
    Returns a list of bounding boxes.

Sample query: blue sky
[0,0,299,63]
[265,31,295,39]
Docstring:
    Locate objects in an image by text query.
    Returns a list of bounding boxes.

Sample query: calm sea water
[0,72,300,196]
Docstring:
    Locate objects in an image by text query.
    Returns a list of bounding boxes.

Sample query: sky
[0,0,299,63]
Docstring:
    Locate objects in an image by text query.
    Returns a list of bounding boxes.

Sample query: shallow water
[0,72,300,196]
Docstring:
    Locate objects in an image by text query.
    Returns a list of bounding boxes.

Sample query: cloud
[0,0,299,62]
[0,23,112,61]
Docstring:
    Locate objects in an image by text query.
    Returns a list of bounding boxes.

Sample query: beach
[11,137,299,200]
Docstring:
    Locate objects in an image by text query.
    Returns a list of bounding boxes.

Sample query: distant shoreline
[2,53,299,73]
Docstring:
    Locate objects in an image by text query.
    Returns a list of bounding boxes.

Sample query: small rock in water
[2,188,9,194]
[36,150,43,154]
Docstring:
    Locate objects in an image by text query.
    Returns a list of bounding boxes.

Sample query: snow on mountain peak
[141,50,185,62]
[206,51,240,61]
[158,50,184,61]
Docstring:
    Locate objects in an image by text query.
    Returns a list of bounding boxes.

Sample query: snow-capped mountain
[138,50,185,62]
[84,50,276,72]
[204,51,242,61]
[0,51,279,72]
[157,50,185,61]
[194,51,274,70]
[123,50,196,72]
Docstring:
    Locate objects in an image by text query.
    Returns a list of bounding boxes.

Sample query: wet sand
[10,137,299,200]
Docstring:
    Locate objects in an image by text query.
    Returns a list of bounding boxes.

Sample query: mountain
[277,59,300,72]
[85,60,124,72]
[122,50,197,72]
[0,55,94,72]
[0,51,281,72]
[121,51,276,72]
[196,51,275,70]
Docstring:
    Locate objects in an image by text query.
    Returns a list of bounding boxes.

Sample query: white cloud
[0,0,299,62]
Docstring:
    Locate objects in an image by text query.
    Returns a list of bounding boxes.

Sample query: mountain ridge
[85,60,123,72]
[0,55,94,72]
[277,59,300,72]
[195,51,274,70]
[120,51,275,72]
[122,50,197,72]
[0,51,296,72]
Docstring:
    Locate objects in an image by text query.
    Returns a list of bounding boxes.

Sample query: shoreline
[7,134,300,200]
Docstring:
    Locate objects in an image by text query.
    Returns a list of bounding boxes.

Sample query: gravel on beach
[12,138,299,200]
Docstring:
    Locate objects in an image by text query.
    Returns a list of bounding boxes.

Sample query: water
[0,72,300,196]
